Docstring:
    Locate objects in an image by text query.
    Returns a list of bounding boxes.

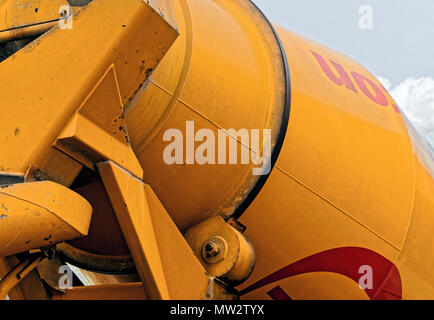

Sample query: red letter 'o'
[351,71,389,106]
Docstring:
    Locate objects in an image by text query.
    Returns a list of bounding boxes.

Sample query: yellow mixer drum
[2,0,432,300]
[125,0,434,300]
[126,0,289,231]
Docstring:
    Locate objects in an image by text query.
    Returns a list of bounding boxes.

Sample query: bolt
[202,237,227,263]
[205,242,220,258]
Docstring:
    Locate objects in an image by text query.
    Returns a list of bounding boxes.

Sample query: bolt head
[201,237,227,263]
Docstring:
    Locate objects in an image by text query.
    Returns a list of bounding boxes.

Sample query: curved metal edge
[231,2,291,220]
[56,242,136,275]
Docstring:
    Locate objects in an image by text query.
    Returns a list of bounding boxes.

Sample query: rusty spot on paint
[14,128,20,136]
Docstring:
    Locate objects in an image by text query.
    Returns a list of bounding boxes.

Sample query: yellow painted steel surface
[125,0,434,299]
[0,181,92,257]
[0,0,433,300]
[0,0,69,43]
[126,0,287,231]
[0,0,177,178]
[98,161,209,300]
[0,0,67,29]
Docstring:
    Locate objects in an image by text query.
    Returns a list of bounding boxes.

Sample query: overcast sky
[252,0,434,148]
